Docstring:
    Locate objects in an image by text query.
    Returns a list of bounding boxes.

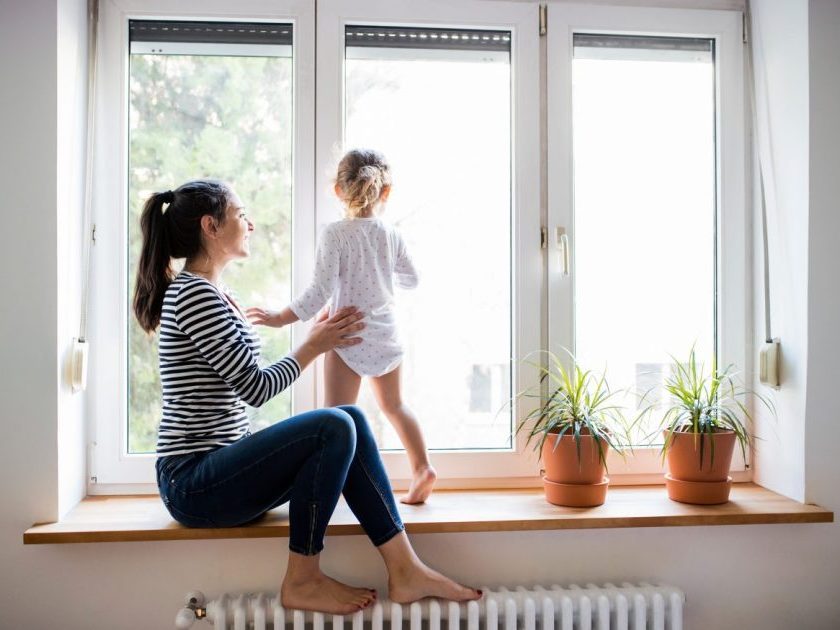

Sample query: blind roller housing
[345,26,511,53]
[129,20,293,57]
[574,33,713,63]
[129,20,293,45]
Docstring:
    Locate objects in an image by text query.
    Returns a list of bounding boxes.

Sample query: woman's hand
[247,306,298,328]
[292,307,365,370]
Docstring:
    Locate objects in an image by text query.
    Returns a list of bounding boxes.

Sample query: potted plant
[655,348,772,505]
[516,352,628,507]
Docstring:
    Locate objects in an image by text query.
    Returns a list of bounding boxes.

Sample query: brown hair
[133,179,232,332]
[335,149,392,217]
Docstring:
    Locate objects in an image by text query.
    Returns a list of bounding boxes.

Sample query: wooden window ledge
[24,483,832,544]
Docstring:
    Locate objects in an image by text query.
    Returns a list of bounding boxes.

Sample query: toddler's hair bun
[336,149,392,218]
[357,164,381,182]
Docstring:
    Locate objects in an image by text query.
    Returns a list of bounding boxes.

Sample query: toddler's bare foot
[400,466,437,505]
[388,563,481,604]
[281,573,376,614]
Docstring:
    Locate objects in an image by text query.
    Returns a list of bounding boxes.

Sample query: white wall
[56,0,89,518]
[805,0,840,509]
[1,1,839,629]
[749,0,810,502]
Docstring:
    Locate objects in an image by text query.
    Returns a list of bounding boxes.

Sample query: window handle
[556,227,570,276]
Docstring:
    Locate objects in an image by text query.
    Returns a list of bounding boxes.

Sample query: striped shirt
[156,271,300,456]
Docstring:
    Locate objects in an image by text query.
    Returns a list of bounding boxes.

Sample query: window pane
[127,26,294,453]
[344,27,513,450]
[572,35,716,444]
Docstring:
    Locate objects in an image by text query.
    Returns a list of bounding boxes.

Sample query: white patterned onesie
[290,217,419,377]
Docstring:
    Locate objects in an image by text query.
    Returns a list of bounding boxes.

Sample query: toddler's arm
[288,227,341,320]
[394,232,419,289]
[246,306,299,328]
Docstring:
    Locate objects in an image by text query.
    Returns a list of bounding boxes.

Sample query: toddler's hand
[246,307,284,328]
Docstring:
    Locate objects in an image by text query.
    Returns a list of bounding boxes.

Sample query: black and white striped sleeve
[173,279,301,407]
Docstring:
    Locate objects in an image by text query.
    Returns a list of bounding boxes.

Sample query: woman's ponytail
[132,180,231,333]
[133,192,174,333]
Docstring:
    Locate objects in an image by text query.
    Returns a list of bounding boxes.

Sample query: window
[127,19,295,453]
[315,0,540,484]
[90,0,743,490]
[547,6,746,475]
[343,25,513,451]
[91,0,316,486]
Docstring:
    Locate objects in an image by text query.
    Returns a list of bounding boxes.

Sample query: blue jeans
[156,405,404,555]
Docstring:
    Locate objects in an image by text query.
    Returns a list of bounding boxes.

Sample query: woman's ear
[380,185,391,202]
[199,214,219,239]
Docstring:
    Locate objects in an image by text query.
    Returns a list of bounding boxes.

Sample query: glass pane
[127,42,294,453]
[571,35,716,444]
[344,28,513,450]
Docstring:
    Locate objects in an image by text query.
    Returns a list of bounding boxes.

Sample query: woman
[133,179,480,615]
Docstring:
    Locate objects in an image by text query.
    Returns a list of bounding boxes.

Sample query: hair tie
[160,190,175,204]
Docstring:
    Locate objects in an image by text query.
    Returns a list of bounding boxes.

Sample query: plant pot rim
[545,429,611,438]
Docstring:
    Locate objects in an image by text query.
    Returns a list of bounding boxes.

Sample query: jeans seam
[307,502,318,555]
[355,455,402,530]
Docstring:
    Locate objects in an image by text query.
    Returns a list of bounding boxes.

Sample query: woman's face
[216,192,254,260]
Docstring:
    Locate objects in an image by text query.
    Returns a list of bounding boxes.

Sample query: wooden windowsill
[23,483,832,545]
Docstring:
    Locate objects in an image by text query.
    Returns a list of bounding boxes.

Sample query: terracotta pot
[543,477,609,507]
[541,432,609,485]
[664,430,737,504]
[664,430,736,482]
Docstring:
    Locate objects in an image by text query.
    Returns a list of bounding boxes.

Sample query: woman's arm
[174,279,362,407]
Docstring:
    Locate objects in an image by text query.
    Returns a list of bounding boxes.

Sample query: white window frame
[88,0,748,493]
[89,0,315,492]
[315,0,542,488]
[546,4,748,480]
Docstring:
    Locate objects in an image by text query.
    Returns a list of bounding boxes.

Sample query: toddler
[248,149,436,504]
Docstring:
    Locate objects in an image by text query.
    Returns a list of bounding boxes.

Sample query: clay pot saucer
[543,477,609,507]
[665,473,732,505]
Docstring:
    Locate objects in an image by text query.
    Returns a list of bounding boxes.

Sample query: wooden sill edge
[23,482,833,545]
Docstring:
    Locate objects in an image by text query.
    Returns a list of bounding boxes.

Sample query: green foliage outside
[127,53,294,453]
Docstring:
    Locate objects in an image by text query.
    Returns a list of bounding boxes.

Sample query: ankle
[284,553,322,585]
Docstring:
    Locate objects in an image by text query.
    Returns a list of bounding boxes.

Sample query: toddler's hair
[335,149,392,217]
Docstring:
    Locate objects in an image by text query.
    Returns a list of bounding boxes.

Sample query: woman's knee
[335,405,376,440]
[320,407,357,447]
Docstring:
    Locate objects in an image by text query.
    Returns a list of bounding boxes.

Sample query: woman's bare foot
[282,552,376,614]
[388,563,481,604]
[281,573,376,615]
[400,466,437,505]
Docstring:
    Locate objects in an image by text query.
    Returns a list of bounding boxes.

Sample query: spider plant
[657,347,773,466]
[516,351,628,470]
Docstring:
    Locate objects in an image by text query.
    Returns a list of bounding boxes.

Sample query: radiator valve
[175,591,206,629]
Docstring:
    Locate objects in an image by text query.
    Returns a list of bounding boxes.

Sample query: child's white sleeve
[289,228,340,321]
[394,232,419,290]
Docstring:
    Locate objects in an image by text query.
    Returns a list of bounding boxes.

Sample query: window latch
[555,227,570,276]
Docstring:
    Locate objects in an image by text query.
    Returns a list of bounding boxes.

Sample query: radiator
[176,583,684,630]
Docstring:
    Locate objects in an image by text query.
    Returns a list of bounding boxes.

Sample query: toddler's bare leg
[324,350,362,406]
[369,366,436,504]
